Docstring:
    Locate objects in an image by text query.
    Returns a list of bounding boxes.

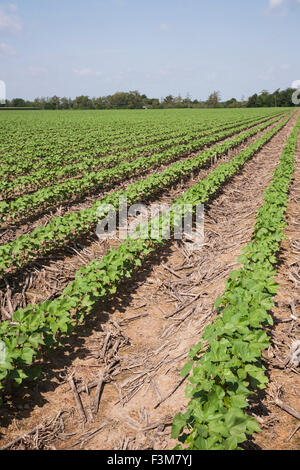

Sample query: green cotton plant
[0,109,285,181]
[0,114,291,277]
[0,116,221,175]
[0,114,275,198]
[171,115,300,451]
[0,113,292,403]
[0,113,288,223]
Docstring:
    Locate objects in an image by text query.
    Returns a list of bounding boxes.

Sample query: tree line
[1,88,298,110]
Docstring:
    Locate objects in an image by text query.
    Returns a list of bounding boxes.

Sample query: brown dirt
[250,129,300,451]
[0,114,287,243]
[0,115,293,320]
[0,112,298,451]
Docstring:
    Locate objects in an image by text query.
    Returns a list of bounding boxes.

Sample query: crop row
[0,109,283,161]
[0,118,217,177]
[0,113,217,158]
[171,115,300,450]
[0,112,248,171]
[0,114,291,399]
[0,115,291,276]
[0,113,282,198]
[0,113,288,223]
[0,110,286,183]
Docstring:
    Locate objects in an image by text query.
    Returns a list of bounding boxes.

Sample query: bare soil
[250,130,300,450]
[0,113,298,451]
[0,114,286,243]
[0,115,293,320]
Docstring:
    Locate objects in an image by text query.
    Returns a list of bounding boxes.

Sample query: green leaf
[181,360,194,377]
[171,413,187,439]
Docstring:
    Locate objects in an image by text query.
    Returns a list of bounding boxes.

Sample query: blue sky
[0,0,299,100]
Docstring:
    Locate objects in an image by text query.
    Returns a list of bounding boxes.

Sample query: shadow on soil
[0,240,175,441]
[0,150,286,446]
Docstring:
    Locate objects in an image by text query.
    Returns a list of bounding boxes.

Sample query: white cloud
[269,0,284,8]
[73,68,102,77]
[28,66,48,77]
[0,42,16,56]
[280,63,290,70]
[7,4,18,12]
[268,0,300,9]
[158,23,169,32]
[0,5,22,33]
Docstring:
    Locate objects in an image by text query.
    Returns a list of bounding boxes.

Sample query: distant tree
[108,92,127,109]
[5,86,298,110]
[225,97,238,108]
[247,93,258,108]
[128,90,143,109]
[49,95,60,110]
[277,88,295,107]
[94,96,106,109]
[73,95,92,109]
[172,95,182,107]
[273,88,280,107]
[206,91,220,108]
[247,88,297,108]
[105,91,143,109]
[163,95,175,107]
[11,98,26,107]
[240,95,247,108]
[182,93,193,108]
[32,97,43,108]
[256,90,272,107]
[60,97,72,109]
[143,97,160,108]
[197,100,206,108]
[95,96,108,109]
